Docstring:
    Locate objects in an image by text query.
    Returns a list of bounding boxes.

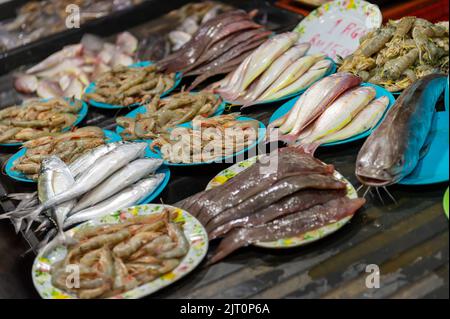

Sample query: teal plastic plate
[399,106,449,185]
[5,129,121,183]
[224,57,336,107]
[0,98,88,147]
[84,61,182,109]
[115,93,227,140]
[145,117,266,166]
[268,82,395,147]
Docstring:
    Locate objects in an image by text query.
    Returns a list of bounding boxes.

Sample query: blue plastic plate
[5,129,121,183]
[84,61,182,109]
[115,93,227,140]
[224,57,337,107]
[269,82,395,147]
[0,98,88,147]
[399,106,449,185]
[145,117,266,166]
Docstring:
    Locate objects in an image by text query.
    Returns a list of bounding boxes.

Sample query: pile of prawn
[12,127,106,180]
[150,113,260,163]
[83,64,176,107]
[338,17,449,92]
[50,209,189,299]
[116,92,223,140]
[0,98,82,144]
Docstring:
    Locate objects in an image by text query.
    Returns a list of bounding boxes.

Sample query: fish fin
[207,228,249,265]
[295,142,321,155]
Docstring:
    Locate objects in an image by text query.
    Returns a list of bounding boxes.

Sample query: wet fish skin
[298,86,377,149]
[208,197,366,264]
[68,142,121,178]
[277,72,361,139]
[205,173,347,232]
[40,142,147,211]
[316,96,389,145]
[209,188,346,240]
[264,58,331,101]
[64,174,165,228]
[239,32,300,92]
[356,74,447,186]
[242,44,310,103]
[72,158,163,213]
[258,54,325,101]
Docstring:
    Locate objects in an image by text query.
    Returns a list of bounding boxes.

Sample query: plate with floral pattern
[293,0,382,60]
[206,155,358,249]
[32,204,208,299]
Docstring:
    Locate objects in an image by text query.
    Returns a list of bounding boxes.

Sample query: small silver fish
[64,174,165,228]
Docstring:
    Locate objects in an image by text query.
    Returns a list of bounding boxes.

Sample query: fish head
[355,125,413,186]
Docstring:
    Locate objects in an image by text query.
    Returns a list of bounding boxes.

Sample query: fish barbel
[208,197,366,264]
[258,54,325,101]
[275,73,362,140]
[72,158,163,213]
[64,174,165,228]
[356,74,447,186]
[263,58,331,101]
[315,96,389,145]
[238,32,300,93]
[242,43,310,103]
[297,86,377,151]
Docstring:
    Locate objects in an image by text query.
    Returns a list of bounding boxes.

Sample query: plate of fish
[356,74,448,187]
[203,153,360,251]
[5,128,121,183]
[32,204,208,299]
[0,98,88,147]
[115,92,226,141]
[210,32,336,108]
[293,0,382,60]
[84,61,182,109]
[146,114,266,166]
[269,78,395,152]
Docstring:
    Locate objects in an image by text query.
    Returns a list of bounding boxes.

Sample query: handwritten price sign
[294,0,382,60]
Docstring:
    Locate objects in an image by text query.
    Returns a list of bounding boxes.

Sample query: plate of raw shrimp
[4,129,121,183]
[0,98,89,147]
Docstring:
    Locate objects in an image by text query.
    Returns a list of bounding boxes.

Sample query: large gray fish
[64,174,165,228]
[72,158,163,213]
[356,74,447,186]
[208,197,366,264]
[68,142,120,178]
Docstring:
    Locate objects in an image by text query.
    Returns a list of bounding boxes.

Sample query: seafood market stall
[0,0,448,299]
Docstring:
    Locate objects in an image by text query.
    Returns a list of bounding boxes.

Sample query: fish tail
[295,142,321,155]
[207,228,249,265]
[23,205,44,234]
[187,74,208,91]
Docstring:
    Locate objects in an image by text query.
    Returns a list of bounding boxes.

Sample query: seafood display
[116,92,223,140]
[156,10,271,88]
[176,148,365,263]
[268,72,391,153]
[12,127,107,180]
[0,98,83,144]
[2,142,165,237]
[213,32,333,106]
[14,32,138,99]
[0,0,144,53]
[83,64,176,107]
[356,73,447,186]
[338,17,449,92]
[49,208,189,299]
[150,114,261,164]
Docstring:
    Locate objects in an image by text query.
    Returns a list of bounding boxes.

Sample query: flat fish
[208,197,366,264]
